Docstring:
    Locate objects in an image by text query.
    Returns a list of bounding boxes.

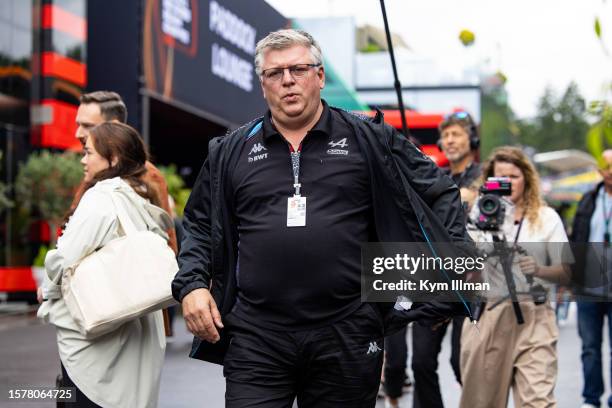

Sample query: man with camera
[407,111,481,408]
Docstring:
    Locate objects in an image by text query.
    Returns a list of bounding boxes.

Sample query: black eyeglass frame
[260,63,322,81]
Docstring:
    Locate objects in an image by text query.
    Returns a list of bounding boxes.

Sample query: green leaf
[595,17,602,38]
[459,29,476,47]
[587,122,607,166]
[589,100,603,115]
[605,124,612,146]
[32,245,49,267]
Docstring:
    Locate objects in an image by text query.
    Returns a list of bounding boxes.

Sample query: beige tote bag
[61,192,178,338]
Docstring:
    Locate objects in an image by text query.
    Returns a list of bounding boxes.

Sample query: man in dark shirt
[411,111,481,408]
[231,100,371,330]
[174,29,468,407]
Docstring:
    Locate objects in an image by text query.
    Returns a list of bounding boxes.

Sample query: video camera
[475,177,512,231]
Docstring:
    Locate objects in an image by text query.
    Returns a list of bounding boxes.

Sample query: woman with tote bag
[37,122,173,408]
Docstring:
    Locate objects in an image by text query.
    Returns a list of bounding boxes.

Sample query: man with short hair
[173,29,468,407]
[438,111,481,187]
[69,91,177,253]
[410,111,481,408]
[75,91,128,142]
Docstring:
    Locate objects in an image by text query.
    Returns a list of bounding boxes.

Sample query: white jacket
[38,177,172,408]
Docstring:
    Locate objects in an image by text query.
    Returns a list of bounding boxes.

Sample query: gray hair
[254,29,323,76]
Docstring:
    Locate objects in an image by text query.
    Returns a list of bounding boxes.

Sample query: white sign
[162,0,192,45]
[211,43,253,92]
[209,0,256,55]
[209,1,257,92]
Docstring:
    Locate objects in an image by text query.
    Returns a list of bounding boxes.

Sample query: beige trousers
[460,301,558,408]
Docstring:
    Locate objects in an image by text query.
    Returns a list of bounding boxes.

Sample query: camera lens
[479,195,500,216]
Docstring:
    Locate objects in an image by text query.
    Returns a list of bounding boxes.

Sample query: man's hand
[182,288,224,343]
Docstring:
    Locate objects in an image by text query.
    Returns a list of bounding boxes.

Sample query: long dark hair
[63,122,159,227]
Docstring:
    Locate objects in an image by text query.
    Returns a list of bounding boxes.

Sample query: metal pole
[379,0,410,139]
[142,94,150,147]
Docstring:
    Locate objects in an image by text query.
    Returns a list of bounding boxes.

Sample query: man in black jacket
[172,28,469,407]
[572,149,612,408]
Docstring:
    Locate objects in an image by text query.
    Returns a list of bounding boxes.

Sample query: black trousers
[57,364,101,408]
[223,303,385,408]
[383,326,408,399]
[412,316,463,408]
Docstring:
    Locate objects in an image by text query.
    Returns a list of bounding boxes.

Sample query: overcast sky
[265,0,612,119]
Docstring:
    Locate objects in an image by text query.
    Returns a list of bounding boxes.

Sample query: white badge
[287,195,307,227]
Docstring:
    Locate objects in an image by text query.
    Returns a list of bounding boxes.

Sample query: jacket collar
[261,100,333,142]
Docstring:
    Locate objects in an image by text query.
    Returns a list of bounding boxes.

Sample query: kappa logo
[249,143,267,155]
[327,138,349,156]
[248,142,268,163]
[366,341,382,355]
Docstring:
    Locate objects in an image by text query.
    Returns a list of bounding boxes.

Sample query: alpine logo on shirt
[327,138,349,155]
[248,142,268,163]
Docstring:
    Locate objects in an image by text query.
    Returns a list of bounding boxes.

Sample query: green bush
[0,151,13,212]
[0,181,11,212]
[158,164,191,217]
[15,150,83,247]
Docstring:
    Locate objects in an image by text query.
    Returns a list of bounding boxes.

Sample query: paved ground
[385,304,591,408]
[0,302,606,408]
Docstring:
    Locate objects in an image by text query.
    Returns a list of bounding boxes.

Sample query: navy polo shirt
[230,102,373,330]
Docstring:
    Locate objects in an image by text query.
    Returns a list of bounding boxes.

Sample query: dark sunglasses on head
[445,111,470,120]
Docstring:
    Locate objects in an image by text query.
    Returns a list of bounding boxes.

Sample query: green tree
[15,151,83,248]
[516,82,589,152]
[480,72,518,157]
[586,94,612,165]
[585,10,612,163]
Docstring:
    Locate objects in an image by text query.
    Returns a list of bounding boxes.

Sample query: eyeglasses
[261,63,321,82]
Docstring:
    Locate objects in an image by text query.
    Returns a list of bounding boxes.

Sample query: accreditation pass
[287,195,306,227]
